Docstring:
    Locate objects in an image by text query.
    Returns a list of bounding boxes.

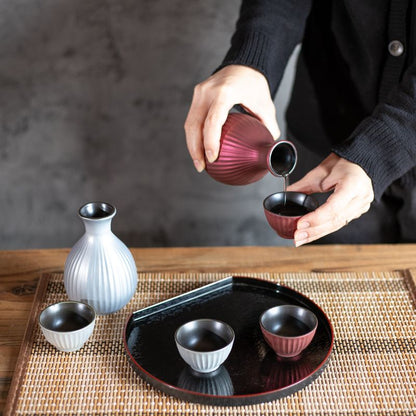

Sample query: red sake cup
[263,192,318,239]
[260,305,318,358]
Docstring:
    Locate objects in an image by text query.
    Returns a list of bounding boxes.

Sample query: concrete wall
[0,0,297,249]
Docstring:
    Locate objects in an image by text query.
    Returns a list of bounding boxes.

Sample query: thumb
[287,170,327,194]
[287,177,316,194]
[242,104,280,140]
[261,115,281,140]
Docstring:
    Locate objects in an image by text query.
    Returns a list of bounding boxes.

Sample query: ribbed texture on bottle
[205,113,273,185]
[64,219,137,315]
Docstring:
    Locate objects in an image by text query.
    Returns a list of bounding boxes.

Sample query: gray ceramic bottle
[64,202,137,315]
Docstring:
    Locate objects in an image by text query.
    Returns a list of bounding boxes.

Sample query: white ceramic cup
[39,301,96,352]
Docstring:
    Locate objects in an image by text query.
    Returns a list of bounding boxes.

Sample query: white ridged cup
[64,202,138,315]
[39,301,96,352]
[175,319,235,374]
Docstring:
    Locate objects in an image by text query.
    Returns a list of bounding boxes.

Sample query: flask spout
[267,141,297,177]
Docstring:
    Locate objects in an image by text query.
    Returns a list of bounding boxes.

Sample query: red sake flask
[205,113,297,185]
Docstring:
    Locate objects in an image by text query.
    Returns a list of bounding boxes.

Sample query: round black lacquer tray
[124,276,334,406]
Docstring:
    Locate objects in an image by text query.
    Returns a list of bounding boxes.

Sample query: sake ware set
[37,112,329,405]
[124,276,333,405]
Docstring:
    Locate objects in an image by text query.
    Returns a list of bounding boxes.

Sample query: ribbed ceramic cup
[263,192,319,239]
[64,202,138,315]
[175,319,235,374]
[39,301,96,352]
[260,305,318,358]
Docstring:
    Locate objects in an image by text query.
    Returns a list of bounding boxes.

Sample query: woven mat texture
[6,271,416,415]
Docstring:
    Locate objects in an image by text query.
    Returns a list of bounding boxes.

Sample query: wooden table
[1,244,416,413]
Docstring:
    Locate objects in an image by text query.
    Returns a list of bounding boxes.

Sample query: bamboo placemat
[5,270,416,415]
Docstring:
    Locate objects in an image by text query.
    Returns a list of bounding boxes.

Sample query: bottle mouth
[268,141,297,177]
[79,202,116,220]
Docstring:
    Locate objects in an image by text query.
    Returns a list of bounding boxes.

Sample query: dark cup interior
[175,319,234,352]
[263,192,318,218]
[40,301,95,332]
[260,305,318,338]
[79,202,115,219]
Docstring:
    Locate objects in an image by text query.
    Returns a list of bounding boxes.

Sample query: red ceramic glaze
[205,113,297,185]
[260,305,318,358]
[263,192,319,240]
[264,209,301,240]
[260,326,317,358]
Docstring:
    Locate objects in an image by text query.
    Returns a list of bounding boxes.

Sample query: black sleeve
[332,61,416,200]
[217,0,313,96]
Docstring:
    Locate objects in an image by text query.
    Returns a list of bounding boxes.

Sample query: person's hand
[184,65,280,172]
[287,153,374,246]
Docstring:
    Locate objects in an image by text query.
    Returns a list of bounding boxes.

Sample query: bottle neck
[82,217,113,235]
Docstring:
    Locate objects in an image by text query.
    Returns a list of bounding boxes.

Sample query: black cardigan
[218,0,416,200]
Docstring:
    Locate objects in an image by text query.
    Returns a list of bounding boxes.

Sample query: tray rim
[123,275,334,406]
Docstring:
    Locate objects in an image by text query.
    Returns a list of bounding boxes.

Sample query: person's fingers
[185,65,281,171]
[287,174,322,194]
[203,96,234,163]
[288,167,333,194]
[258,113,280,140]
[286,153,374,246]
[184,115,206,172]
[184,86,210,172]
[294,200,371,246]
[249,107,281,140]
[288,153,344,194]
[240,99,280,140]
[294,187,372,246]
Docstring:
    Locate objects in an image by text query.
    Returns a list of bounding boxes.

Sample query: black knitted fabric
[218,0,416,200]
